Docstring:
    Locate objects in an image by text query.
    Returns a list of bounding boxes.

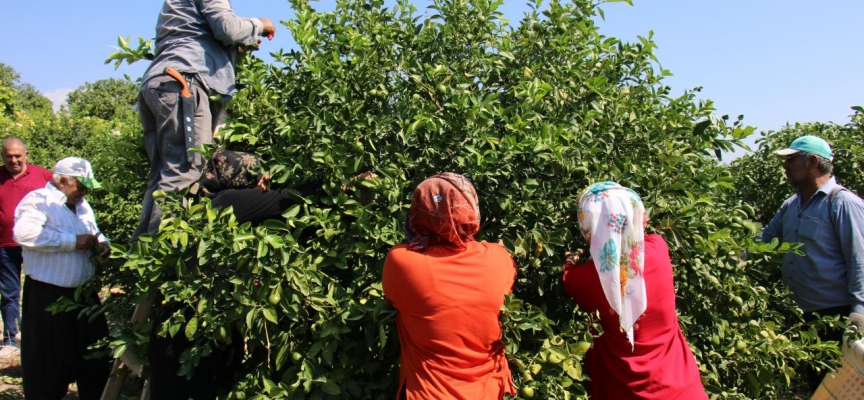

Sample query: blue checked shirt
[762,177,864,314]
[13,183,108,288]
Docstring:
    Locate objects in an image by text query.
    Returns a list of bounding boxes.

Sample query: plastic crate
[811,339,864,400]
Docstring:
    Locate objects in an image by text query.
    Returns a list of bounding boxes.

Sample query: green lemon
[521,386,535,398]
[268,291,281,306]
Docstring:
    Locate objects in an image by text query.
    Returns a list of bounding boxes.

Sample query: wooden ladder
[100,293,157,400]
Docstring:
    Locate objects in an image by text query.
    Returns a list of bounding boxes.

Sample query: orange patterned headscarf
[406,173,480,252]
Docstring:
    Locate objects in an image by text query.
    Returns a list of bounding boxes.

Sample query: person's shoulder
[27,164,52,176]
[644,233,673,261]
[832,188,864,216]
[475,240,506,250]
[385,244,412,258]
[18,187,50,206]
[474,240,512,257]
[384,244,425,272]
[834,187,864,205]
[645,233,668,248]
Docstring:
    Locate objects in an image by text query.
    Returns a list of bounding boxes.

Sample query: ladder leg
[99,293,159,400]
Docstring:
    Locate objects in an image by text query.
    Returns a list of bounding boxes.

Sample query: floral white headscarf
[578,182,648,349]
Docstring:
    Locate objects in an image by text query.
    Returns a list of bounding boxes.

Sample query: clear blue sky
[2,1,862,158]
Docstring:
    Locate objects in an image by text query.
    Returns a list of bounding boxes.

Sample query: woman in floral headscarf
[562,182,706,399]
[382,173,516,400]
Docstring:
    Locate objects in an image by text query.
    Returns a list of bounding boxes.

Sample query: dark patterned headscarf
[405,173,480,252]
[199,150,263,195]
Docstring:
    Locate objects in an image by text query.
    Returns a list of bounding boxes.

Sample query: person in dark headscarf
[382,172,517,400]
[193,149,321,225]
[147,149,320,399]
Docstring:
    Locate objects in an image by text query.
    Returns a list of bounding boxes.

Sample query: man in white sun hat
[13,156,111,400]
[762,135,864,393]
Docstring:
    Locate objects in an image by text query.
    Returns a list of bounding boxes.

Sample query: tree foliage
[65,78,139,121]
[88,0,848,399]
[0,62,53,116]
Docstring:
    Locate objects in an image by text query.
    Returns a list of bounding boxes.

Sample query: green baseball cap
[774,135,833,161]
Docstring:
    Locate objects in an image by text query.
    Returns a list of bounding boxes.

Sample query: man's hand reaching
[260,17,276,40]
[850,313,864,332]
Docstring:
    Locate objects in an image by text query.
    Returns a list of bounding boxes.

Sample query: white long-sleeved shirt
[13,182,108,288]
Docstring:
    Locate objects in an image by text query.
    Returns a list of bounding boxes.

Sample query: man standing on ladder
[124,2,275,399]
[132,0,276,241]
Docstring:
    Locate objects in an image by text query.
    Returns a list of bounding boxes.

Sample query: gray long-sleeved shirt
[142,0,263,96]
[762,177,864,314]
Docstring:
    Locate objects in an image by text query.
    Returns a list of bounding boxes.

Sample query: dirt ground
[0,352,80,400]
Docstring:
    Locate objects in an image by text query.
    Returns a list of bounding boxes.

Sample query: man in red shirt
[0,137,53,356]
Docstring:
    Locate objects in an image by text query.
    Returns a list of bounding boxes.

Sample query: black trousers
[208,188,295,226]
[21,276,110,400]
[148,301,244,400]
[802,304,852,394]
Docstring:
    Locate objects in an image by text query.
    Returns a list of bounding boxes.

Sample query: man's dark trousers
[21,276,109,400]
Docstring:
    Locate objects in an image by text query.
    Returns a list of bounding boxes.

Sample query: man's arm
[81,201,110,257]
[761,200,788,243]
[834,194,864,314]
[197,0,274,47]
[13,194,77,252]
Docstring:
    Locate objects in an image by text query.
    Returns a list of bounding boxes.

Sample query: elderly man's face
[2,141,28,177]
[57,177,89,205]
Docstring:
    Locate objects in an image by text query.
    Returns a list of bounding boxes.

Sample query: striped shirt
[13,183,108,288]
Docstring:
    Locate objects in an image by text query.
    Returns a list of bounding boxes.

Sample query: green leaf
[185,316,198,339]
[282,205,301,219]
[321,381,341,395]
[262,307,278,323]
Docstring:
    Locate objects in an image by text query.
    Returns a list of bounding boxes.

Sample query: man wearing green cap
[12,156,111,399]
[762,135,864,392]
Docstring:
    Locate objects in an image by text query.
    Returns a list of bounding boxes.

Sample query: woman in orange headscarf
[382,172,516,400]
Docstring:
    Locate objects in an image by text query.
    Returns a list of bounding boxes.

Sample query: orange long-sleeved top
[382,241,516,400]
